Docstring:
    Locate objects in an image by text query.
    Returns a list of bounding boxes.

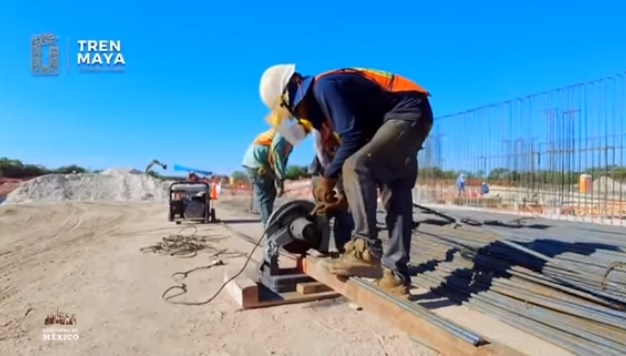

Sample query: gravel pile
[592,176,626,195]
[5,168,173,204]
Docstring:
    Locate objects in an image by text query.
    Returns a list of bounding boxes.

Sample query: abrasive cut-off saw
[260,200,333,294]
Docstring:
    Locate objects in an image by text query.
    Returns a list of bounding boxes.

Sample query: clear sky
[1,1,625,175]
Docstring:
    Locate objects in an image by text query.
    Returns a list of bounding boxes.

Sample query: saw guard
[265,200,319,254]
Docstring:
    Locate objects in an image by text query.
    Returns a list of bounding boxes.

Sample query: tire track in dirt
[0,202,156,289]
[0,204,87,343]
[0,204,90,309]
[0,203,133,346]
[0,204,85,271]
[0,203,165,347]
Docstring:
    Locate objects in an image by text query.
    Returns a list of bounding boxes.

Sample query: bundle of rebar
[401,222,626,355]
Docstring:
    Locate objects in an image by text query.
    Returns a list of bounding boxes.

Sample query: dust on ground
[0,201,429,356]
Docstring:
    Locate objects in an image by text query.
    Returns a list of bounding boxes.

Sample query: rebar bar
[380,219,626,355]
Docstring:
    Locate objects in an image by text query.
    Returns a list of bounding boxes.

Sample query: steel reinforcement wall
[415,73,626,224]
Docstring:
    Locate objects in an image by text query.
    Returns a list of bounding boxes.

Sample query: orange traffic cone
[210,182,219,200]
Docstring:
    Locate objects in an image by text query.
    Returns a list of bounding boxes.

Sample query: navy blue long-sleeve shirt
[311,72,427,179]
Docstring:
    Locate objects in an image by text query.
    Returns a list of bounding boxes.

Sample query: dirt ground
[0,201,434,356]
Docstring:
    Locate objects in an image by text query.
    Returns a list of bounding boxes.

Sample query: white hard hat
[259,64,296,109]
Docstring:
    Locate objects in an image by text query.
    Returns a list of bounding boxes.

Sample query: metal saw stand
[260,254,315,294]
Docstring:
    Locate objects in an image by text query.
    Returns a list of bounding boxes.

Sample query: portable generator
[168,181,217,224]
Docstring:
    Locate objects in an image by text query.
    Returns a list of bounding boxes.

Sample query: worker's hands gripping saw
[314,193,348,215]
[313,177,336,202]
[313,177,348,215]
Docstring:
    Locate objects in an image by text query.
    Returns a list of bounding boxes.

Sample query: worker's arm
[270,133,293,181]
[311,129,346,194]
[313,78,366,180]
[312,130,332,168]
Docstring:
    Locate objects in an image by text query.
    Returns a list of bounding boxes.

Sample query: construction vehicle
[145,159,167,175]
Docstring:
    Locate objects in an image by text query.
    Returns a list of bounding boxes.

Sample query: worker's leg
[330,103,433,285]
[330,208,354,253]
[246,168,277,225]
[264,177,278,222]
[377,160,418,295]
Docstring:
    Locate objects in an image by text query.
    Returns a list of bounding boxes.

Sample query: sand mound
[100,168,143,175]
[5,169,172,204]
[593,176,626,195]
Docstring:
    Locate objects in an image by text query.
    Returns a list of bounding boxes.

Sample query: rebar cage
[416,73,626,225]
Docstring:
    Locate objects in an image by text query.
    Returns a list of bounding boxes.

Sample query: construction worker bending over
[259,65,433,297]
[242,129,293,226]
[310,129,354,253]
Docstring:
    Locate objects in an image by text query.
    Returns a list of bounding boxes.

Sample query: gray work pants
[342,104,433,283]
[245,167,276,226]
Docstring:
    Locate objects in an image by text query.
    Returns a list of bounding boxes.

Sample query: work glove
[276,180,285,198]
[313,177,337,203]
[314,193,348,216]
[257,166,276,179]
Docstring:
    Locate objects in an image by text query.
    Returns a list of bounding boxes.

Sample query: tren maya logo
[31,33,126,75]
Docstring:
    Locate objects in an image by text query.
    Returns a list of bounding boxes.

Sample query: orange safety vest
[318,121,339,158]
[253,129,291,170]
[253,129,276,146]
[313,68,429,154]
[315,68,429,96]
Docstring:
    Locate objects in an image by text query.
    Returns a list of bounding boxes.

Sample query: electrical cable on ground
[160,221,268,306]
[159,205,317,306]
[140,224,232,258]
[171,260,226,281]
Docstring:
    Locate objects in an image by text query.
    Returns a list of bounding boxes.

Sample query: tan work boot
[342,240,356,253]
[326,239,383,278]
[375,269,410,298]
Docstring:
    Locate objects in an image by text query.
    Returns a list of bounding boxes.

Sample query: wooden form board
[301,256,525,356]
[223,268,339,309]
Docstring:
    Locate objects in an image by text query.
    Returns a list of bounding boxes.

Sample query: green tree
[231,170,248,182]
[487,168,510,181]
[0,157,90,179]
[284,165,309,180]
[54,165,88,174]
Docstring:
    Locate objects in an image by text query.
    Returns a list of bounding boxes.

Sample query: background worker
[242,128,293,226]
[480,181,490,196]
[259,65,433,297]
[310,129,354,254]
[457,173,466,197]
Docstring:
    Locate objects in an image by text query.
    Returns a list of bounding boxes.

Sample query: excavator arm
[145,159,167,174]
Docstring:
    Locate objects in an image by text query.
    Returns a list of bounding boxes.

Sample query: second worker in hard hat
[242,128,293,226]
[259,65,433,297]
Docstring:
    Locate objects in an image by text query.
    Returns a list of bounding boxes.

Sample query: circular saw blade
[265,200,319,254]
